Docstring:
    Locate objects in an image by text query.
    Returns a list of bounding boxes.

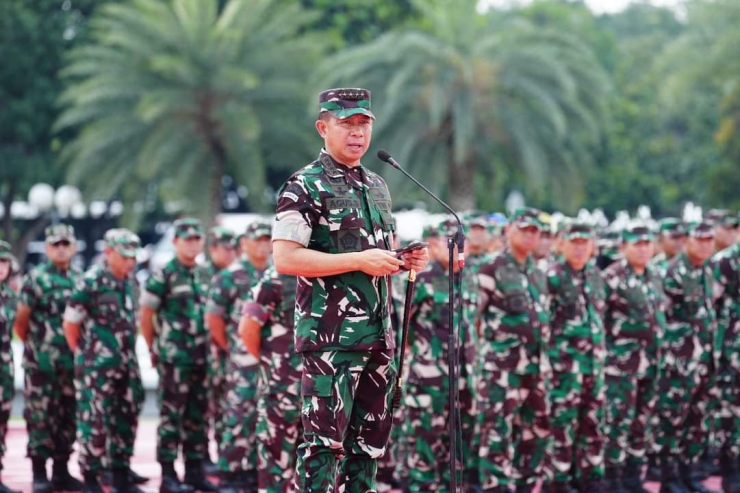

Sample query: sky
[479,0,682,14]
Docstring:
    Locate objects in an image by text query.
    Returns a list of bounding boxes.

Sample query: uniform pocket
[300,373,340,441]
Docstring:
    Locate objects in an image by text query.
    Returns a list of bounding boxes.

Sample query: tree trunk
[447,152,477,211]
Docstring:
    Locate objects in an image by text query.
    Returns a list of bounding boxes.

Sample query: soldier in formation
[0,242,19,493]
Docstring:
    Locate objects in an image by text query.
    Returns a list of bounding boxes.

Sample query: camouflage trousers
[76,362,142,473]
[549,372,605,483]
[156,362,208,462]
[24,367,76,460]
[656,365,713,462]
[208,347,229,454]
[218,355,259,474]
[604,374,656,467]
[294,349,397,493]
[256,389,303,492]
[0,365,13,464]
[717,368,740,459]
[478,370,550,490]
[376,396,407,491]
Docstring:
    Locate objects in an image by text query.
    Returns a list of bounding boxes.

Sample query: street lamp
[27,183,55,215]
[55,185,82,217]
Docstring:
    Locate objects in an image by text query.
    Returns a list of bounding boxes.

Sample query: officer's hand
[401,248,429,272]
[357,249,405,277]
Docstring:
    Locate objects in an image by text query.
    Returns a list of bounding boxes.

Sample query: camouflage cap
[318,88,375,120]
[45,224,75,244]
[244,220,272,240]
[706,208,739,228]
[173,218,204,239]
[563,221,594,241]
[463,210,488,229]
[508,207,542,229]
[0,240,11,260]
[105,228,141,258]
[538,212,552,234]
[436,217,459,237]
[687,221,715,239]
[621,222,654,244]
[208,226,236,246]
[658,218,686,237]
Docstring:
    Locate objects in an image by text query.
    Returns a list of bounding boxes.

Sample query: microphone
[377,149,465,268]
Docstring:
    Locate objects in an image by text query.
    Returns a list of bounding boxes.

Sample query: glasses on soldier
[51,240,71,248]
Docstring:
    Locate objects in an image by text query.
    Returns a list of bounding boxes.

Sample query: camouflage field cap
[436,217,459,237]
[509,207,542,229]
[538,212,552,234]
[706,209,739,228]
[318,88,375,120]
[208,226,236,246]
[687,221,715,239]
[45,224,75,244]
[658,218,686,237]
[463,210,488,229]
[105,228,141,258]
[0,240,11,260]
[173,218,204,239]
[563,221,594,241]
[244,220,272,240]
[621,223,654,244]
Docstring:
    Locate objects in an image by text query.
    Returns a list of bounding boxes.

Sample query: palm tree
[56,0,325,226]
[314,0,609,211]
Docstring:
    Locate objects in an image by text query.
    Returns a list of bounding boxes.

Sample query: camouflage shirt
[648,252,672,278]
[205,258,265,364]
[20,261,81,372]
[272,150,396,353]
[241,267,300,393]
[141,257,209,366]
[0,281,16,368]
[713,243,740,370]
[477,249,550,375]
[64,262,139,370]
[546,260,606,374]
[602,259,666,378]
[663,252,717,374]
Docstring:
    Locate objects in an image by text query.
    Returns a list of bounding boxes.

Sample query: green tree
[56,0,325,227]
[313,0,610,212]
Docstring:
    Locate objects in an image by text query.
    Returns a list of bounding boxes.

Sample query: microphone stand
[378,150,466,493]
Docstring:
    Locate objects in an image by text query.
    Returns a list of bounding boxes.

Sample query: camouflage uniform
[63,231,142,474]
[602,231,665,477]
[272,87,397,493]
[476,208,551,491]
[141,220,210,464]
[658,246,718,466]
[241,267,302,492]
[545,223,607,488]
[209,222,270,477]
[20,225,81,462]
[0,242,15,470]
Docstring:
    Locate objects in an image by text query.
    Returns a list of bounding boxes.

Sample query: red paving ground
[2,421,724,493]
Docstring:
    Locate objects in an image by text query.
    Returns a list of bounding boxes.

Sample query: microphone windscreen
[377,149,392,162]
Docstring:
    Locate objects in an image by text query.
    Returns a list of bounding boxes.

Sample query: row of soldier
[0,204,739,493]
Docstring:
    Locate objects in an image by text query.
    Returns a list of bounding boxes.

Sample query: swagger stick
[392,268,417,411]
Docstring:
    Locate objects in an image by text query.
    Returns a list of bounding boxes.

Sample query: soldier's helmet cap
[45,224,76,244]
[173,218,204,239]
[0,240,11,260]
[658,218,686,237]
[508,207,542,230]
[244,220,272,240]
[105,228,141,258]
[563,221,594,241]
[208,226,236,246]
[318,88,375,120]
[436,217,459,238]
[687,221,715,239]
[706,208,739,228]
[621,222,654,244]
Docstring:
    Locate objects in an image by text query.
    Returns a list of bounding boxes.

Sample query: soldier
[486,215,507,254]
[544,222,606,493]
[595,229,622,271]
[649,218,687,277]
[706,209,738,252]
[202,226,238,475]
[477,207,550,493]
[140,218,215,493]
[0,242,19,493]
[271,87,428,492]
[62,229,144,493]
[712,224,740,493]
[14,224,84,493]
[209,221,272,492]
[534,214,554,271]
[237,266,301,493]
[402,218,479,492]
[656,222,720,493]
[466,213,492,272]
[602,223,665,493]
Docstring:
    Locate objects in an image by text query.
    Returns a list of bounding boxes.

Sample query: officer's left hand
[401,248,429,272]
